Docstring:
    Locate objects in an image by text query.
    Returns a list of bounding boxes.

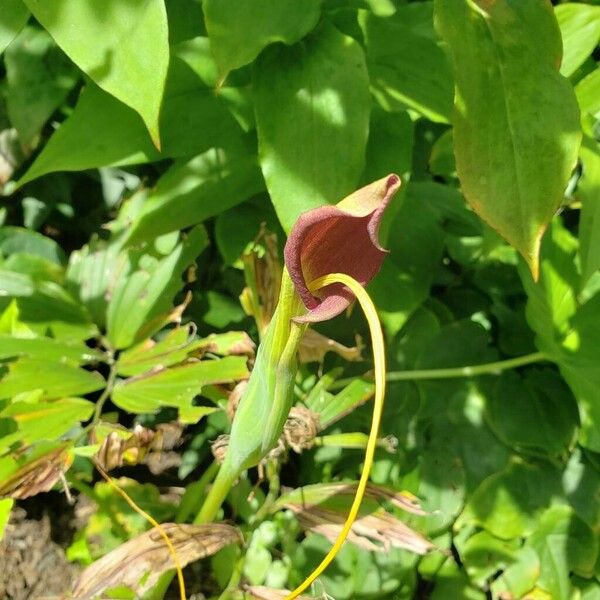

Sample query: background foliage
[0,0,599,598]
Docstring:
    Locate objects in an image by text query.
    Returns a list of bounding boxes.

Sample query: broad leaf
[555,3,600,77]
[0,0,29,56]
[24,0,169,145]
[576,68,600,117]
[5,26,78,146]
[106,227,208,349]
[359,10,453,123]
[0,226,65,265]
[0,334,103,364]
[254,22,370,232]
[124,147,264,245]
[18,48,244,185]
[435,0,581,278]
[203,0,321,80]
[0,357,105,400]
[111,356,248,421]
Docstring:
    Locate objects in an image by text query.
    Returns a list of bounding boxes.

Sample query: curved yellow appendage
[285,273,386,600]
[94,461,187,600]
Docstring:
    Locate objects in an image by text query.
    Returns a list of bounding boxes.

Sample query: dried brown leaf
[298,328,363,364]
[72,523,243,599]
[0,445,72,500]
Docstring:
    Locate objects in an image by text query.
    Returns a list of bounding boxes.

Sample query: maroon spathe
[284,174,401,323]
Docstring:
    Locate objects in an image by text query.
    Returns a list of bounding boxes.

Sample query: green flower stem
[195,270,306,525]
[314,432,398,453]
[386,351,547,381]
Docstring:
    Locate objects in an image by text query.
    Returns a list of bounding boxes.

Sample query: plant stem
[331,351,547,390]
[194,465,238,524]
[386,351,547,381]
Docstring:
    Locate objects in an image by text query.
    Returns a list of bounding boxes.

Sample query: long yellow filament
[285,273,386,600]
[94,461,187,600]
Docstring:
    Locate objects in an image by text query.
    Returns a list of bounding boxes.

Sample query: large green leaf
[111,356,248,421]
[203,0,321,80]
[435,0,581,278]
[18,46,244,185]
[576,68,600,118]
[359,10,453,123]
[0,226,65,265]
[106,227,208,349]
[24,0,169,145]
[254,22,370,232]
[0,334,102,364]
[555,3,600,78]
[124,147,264,245]
[0,0,29,56]
[0,357,104,400]
[5,26,78,146]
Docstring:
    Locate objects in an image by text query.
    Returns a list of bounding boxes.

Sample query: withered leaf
[0,444,73,500]
[72,523,243,599]
[298,328,363,364]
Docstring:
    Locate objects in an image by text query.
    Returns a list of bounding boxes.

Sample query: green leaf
[527,505,598,599]
[435,0,581,278]
[0,0,29,56]
[106,227,208,349]
[576,68,600,117]
[359,10,453,123]
[555,3,600,78]
[0,226,65,265]
[111,356,248,421]
[457,460,562,540]
[254,21,370,232]
[0,397,94,447]
[124,147,264,245]
[18,48,245,185]
[203,0,321,80]
[24,0,169,145]
[579,127,600,286]
[369,183,445,337]
[0,357,104,400]
[0,498,13,541]
[486,369,578,458]
[0,334,102,364]
[5,26,78,146]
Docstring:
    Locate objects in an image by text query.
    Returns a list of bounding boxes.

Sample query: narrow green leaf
[203,0,321,80]
[24,0,169,145]
[0,357,105,400]
[555,3,600,77]
[435,0,581,278]
[124,147,264,245]
[0,0,29,56]
[111,356,248,421]
[106,227,208,349]
[359,10,453,123]
[5,26,78,146]
[576,68,600,118]
[0,498,13,541]
[254,22,370,232]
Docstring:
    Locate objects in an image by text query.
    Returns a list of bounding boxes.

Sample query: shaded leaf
[5,26,78,146]
[72,523,242,598]
[359,10,453,122]
[203,0,321,80]
[254,22,370,232]
[435,0,581,277]
[24,0,169,145]
[124,146,264,245]
[0,226,65,265]
[0,0,29,56]
[0,357,105,399]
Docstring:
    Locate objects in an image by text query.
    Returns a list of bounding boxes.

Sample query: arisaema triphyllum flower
[196,174,401,598]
